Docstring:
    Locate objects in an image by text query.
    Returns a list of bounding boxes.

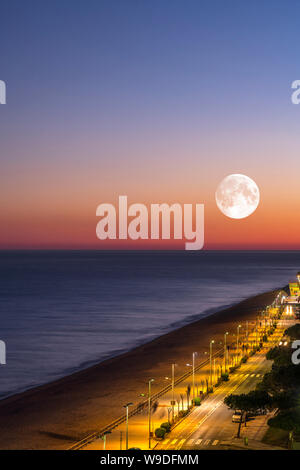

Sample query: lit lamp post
[186,352,197,400]
[167,407,172,424]
[237,324,241,361]
[123,402,133,450]
[256,319,258,347]
[165,363,176,422]
[171,363,175,421]
[209,340,215,387]
[224,332,229,373]
[213,358,216,383]
[148,379,154,449]
[101,430,111,450]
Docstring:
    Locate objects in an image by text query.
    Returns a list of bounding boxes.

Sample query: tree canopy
[285,324,300,341]
[224,390,272,414]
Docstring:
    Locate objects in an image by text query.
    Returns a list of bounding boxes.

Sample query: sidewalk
[240,411,276,441]
[218,411,287,450]
[221,437,284,450]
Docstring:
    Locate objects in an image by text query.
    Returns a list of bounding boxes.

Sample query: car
[232,410,244,423]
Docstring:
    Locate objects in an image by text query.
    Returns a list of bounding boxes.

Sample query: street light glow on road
[83,297,296,451]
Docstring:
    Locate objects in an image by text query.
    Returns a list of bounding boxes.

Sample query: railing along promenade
[67,296,284,449]
[67,346,225,450]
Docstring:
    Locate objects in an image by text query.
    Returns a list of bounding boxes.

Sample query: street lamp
[209,340,215,387]
[237,324,241,360]
[167,407,172,424]
[171,363,176,421]
[165,363,176,421]
[123,402,133,450]
[186,352,197,400]
[213,358,216,383]
[148,379,154,449]
[101,430,111,450]
[224,332,229,373]
[255,319,258,347]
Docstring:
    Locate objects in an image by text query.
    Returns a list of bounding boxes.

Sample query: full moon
[215,174,260,219]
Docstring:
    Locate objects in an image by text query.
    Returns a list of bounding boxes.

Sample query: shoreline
[0,303,235,403]
[0,286,281,402]
[0,288,279,449]
[0,297,258,401]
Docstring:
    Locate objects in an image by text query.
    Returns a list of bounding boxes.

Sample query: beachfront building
[285,273,300,318]
[289,282,300,297]
[289,273,300,296]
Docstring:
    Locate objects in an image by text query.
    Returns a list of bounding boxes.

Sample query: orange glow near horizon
[1,128,300,251]
[1,179,300,250]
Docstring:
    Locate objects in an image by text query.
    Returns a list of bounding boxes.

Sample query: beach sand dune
[0,290,277,449]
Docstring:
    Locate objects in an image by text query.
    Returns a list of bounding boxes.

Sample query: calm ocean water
[0,250,300,399]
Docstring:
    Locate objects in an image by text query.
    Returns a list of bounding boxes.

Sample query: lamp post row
[106,311,273,449]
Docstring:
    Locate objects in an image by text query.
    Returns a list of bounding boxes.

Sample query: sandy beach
[0,289,278,449]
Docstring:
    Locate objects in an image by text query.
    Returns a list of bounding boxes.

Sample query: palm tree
[180,393,184,410]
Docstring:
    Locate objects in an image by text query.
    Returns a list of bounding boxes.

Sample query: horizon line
[1,248,300,252]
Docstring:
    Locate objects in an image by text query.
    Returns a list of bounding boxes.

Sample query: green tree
[160,422,171,433]
[272,391,296,410]
[155,427,166,439]
[224,390,272,436]
[285,324,300,341]
[266,346,290,366]
[225,390,271,415]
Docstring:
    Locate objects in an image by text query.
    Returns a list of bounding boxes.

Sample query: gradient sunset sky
[1,0,300,249]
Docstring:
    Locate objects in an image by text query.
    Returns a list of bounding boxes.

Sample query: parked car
[232,410,244,423]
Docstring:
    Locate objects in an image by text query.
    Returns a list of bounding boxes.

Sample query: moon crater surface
[215,174,260,219]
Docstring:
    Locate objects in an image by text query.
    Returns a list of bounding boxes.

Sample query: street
[84,316,294,450]
[156,317,294,450]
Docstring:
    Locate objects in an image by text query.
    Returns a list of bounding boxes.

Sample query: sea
[0,250,299,399]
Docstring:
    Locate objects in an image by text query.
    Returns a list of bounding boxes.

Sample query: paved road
[84,316,295,450]
[156,317,295,450]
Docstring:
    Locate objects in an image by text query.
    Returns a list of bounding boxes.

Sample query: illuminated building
[289,273,300,296]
